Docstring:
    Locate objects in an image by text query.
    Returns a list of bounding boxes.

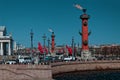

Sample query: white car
[63,56,76,61]
[18,57,32,64]
[5,60,16,64]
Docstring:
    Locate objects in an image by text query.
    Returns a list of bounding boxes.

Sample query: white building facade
[0,26,13,55]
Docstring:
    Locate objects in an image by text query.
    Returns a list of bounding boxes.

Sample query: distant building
[0,26,13,55]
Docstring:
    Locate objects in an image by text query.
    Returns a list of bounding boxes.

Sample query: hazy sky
[0,0,120,47]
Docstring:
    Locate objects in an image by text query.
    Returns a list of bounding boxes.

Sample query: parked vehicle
[5,60,17,64]
[18,56,32,64]
[63,56,76,61]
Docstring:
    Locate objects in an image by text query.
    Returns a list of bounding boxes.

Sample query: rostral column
[51,32,55,53]
[79,9,91,60]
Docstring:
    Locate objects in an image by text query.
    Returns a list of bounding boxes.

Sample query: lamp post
[42,34,46,61]
[30,29,33,56]
[30,29,33,49]
[72,37,74,57]
[42,34,46,48]
[74,43,76,57]
[48,38,50,55]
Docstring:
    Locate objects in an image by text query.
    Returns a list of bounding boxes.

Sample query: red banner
[66,45,72,55]
[38,42,44,54]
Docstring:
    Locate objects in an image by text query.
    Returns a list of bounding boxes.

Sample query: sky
[0,0,120,48]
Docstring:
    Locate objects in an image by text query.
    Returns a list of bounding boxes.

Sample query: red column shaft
[82,19,89,50]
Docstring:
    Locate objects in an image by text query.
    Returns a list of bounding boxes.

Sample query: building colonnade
[0,39,12,56]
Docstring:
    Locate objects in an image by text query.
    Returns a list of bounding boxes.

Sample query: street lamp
[74,43,76,57]
[42,34,46,61]
[42,34,46,48]
[30,29,33,49]
[72,36,74,57]
[30,29,33,57]
[48,38,50,55]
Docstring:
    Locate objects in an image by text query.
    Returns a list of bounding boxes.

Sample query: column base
[81,50,96,60]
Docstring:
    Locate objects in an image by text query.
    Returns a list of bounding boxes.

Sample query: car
[18,57,32,64]
[63,56,76,61]
[5,60,17,64]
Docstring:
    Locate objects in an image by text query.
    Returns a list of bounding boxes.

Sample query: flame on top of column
[48,28,53,33]
[74,4,83,10]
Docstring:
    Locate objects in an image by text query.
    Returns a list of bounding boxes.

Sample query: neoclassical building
[0,26,13,55]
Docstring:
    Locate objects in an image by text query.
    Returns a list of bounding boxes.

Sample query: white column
[0,42,3,55]
[8,41,11,55]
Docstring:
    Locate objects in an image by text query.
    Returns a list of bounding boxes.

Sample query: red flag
[66,45,72,55]
[38,42,44,54]
[69,47,72,55]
